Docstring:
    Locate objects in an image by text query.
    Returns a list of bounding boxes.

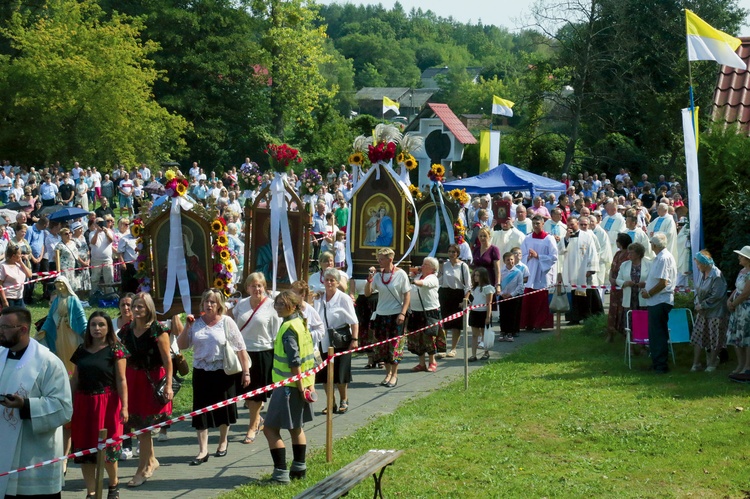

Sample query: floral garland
[239,161,262,191]
[396,152,418,171]
[211,216,235,295]
[164,168,189,197]
[132,218,152,292]
[427,163,446,183]
[299,168,323,195]
[367,141,397,164]
[454,219,467,244]
[266,143,302,173]
[448,188,471,206]
[408,184,423,201]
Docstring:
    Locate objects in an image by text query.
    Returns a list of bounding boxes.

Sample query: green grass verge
[220,318,750,499]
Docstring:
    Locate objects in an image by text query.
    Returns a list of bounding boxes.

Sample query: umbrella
[40,205,66,216]
[48,207,90,222]
[0,208,18,221]
[2,201,31,211]
[144,181,166,196]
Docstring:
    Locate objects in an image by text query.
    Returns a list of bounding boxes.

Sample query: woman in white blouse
[177,289,250,465]
[228,272,280,444]
[407,257,442,372]
[314,268,359,413]
[439,244,471,358]
[307,251,348,298]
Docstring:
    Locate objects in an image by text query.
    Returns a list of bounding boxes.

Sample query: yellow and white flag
[383,96,400,115]
[491,96,514,117]
[686,9,746,70]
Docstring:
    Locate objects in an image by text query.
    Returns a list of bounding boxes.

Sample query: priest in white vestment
[491,219,526,259]
[588,214,613,287]
[520,216,558,330]
[0,307,73,498]
[675,217,692,288]
[544,208,567,277]
[561,216,602,324]
[647,203,678,258]
[514,205,532,236]
[601,199,626,257]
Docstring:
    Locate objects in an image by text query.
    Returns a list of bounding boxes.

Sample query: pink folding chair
[625,309,649,369]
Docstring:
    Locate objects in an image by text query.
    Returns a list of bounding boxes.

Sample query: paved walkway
[61,326,568,498]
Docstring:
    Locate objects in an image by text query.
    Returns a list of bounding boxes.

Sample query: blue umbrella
[48,207,90,222]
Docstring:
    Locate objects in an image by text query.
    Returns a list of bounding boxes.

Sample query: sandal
[126,473,147,488]
[364,363,376,369]
[338,400,349,413]
[411,364,427,372]
[107,484,120,499]
[427,363,437,372]
[446,350,456,357]
[322,404,338,415]
[468,355,478,362]
[481,351,491,360]
[243,432,257,444]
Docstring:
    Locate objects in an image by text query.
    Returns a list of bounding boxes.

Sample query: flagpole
[685,9,704,271]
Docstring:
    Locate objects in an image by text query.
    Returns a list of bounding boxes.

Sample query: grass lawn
[221,315,750,499]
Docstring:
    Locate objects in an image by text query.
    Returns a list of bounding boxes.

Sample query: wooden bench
[293,449,403,499]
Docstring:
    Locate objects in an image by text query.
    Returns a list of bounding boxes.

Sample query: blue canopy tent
[443,163,566,198]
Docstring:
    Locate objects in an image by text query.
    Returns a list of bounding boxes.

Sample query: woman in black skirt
[177,289,251,465]
[314,268,359,413]
[439,244,471,357]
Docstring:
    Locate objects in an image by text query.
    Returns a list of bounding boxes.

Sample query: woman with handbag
[228,272,280,444]
[117,292,173,487]
[407,257,442,372]
[313,269,358,413]
[177,289,250,465]
[439,244,471,357]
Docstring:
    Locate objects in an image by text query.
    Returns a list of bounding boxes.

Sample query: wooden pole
[463,298,469,391]
[55,248,61,277]
[94,429,107,499]
[556,273,563,339]
[326,346,334,463]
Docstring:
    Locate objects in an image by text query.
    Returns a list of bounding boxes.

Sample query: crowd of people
[1,159,746,497]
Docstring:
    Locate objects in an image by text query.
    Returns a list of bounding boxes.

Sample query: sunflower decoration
[349,135,370,172]
[213,277,226,289]
[219,248,231,262]
[458,190,471,205]
[226,261,235,273]
[130,221,143,238]
[216,234,229,247]
[211,219,225,233]
[348,151,365,167]
[404,155,418,171]
[164,167,189,198]
[428,163,446,183]
[138,261,146,272]
[408,184,423,201]
[454,219,467,244]
[406,221,415,238]
[396,152,406,164]
[398,132,424,171]
[175,182,188,196]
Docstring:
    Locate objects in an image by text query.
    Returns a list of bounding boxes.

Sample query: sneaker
[157,432,169,442]
[132,446,140,457]
[120,448,133,460]
[446,350,456,358]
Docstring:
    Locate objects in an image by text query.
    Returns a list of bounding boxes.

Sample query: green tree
[0,0,188,166]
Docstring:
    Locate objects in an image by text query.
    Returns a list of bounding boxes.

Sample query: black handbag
[148,370,182,405]
[323,303,352,349]
[416,286,440,336]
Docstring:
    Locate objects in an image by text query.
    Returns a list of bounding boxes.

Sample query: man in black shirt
[58,175,75,206]
[94,197,114,219]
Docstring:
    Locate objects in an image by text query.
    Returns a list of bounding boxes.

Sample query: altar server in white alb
[491,218,526,261]
[601,199,626,257]
[520,216,558,331]
[647,203,678,258]
[561,216,602,325]
[0,306,73,499]
[544,208,567,275]
[623,209,654,260]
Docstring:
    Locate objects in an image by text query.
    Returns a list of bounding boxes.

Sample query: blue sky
[317,0,750,34]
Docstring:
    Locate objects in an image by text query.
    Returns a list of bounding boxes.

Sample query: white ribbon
[427,183,455,258]
[269,173,297,291]
[161,196,194,315]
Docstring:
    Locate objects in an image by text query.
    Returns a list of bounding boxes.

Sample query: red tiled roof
[712,37,750,133]
[427,103,478,144]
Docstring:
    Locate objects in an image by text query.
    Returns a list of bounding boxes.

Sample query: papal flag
[383,96,400,115]
[686,9,747,70]
[491,96,514,117]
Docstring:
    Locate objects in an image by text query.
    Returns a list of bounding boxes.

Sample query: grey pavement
[61,325,568,498]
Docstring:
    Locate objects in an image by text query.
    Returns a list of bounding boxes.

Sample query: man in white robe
[0,306,72,498]
[647,203,678,257]
[587,214,613,287]
[623,209,654,260]
[514,205,532,236]
[561,215,602,324]
[601,198,626,257]
[544,208,567,277]
[491,218,526,259]
[675,217,692,288]
[520,216,558,331]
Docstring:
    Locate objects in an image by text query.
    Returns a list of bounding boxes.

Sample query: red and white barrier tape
[1,259,135,292]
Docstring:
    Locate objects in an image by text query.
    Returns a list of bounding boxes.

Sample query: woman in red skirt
[71,311,128,499]
[118,292,174,487]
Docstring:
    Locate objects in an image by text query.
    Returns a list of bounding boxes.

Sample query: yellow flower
[217,234,229,247]
[138,261,146,271]
[404,156,418,171]
[348,152,364,166]
[459,192,471,205]
[213,277,226,289]
[223,287,232,296]
[431,164,445,177]
[131,225,142,238]
[449,189,462,201]
[175,183,187,196]
[165,170,176,181]
[219,249,231,261]
[211,220,223,233]
[396,152,406,164]
[226,261,235,273]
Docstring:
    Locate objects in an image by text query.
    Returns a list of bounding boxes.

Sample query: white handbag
[222,317,242,375]
[483,325,495,350]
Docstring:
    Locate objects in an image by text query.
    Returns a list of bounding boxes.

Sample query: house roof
[712,37,750,132]
[354,87,410,101]
[420,67,483,79]
[428,103,477,144]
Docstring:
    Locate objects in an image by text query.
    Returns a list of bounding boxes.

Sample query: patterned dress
[55,241,79,289]
[727,270,750,347]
